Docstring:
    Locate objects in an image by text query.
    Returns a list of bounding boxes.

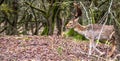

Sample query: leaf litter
[0,35,119,61]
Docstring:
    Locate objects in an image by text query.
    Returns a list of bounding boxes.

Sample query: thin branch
[110,12,120,26]
[96,0,113,46]
[80,2,90,22]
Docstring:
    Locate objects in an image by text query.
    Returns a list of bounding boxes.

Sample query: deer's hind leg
[107,33,116,57]
[107,42,116,57]
[103,31,116,57]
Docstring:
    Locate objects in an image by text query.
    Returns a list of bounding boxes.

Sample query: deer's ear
[73,17,79,22]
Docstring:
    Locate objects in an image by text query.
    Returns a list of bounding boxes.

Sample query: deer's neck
[74,24,86,35]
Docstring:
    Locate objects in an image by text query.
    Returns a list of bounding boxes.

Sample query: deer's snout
[66,23,73,29]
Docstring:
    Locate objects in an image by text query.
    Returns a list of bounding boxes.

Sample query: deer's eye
[70,22,73,24]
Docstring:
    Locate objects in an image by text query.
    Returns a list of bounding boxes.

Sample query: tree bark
[12,0,19,35]
[114,21,120,59]
[0,0,4,5]
[56,18,62,35]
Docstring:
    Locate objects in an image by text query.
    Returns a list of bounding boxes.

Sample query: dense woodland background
[0,0,119,36]
[0,0,120,60]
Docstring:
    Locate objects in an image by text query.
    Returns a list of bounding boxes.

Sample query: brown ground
[0,35,119,61]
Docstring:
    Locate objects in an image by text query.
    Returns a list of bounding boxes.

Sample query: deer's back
[81,24,114,40]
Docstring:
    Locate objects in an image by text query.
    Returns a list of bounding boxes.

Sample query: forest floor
[0,35,119,61]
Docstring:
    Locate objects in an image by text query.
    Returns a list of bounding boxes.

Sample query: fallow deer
[66,17,116,57]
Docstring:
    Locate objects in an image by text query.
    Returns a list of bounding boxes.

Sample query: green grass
[64,29,87,41]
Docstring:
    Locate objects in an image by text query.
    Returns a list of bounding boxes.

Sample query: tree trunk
[0,0,4,5]
[48,19,53,35]
[12,0,19,35]
[56,18,62,35]
[114,20,120,59]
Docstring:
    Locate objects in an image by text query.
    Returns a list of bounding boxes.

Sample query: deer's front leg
[88,39,94,56]
[88,39,105,56]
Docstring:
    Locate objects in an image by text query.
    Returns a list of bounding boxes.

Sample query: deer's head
[66,17,86,33]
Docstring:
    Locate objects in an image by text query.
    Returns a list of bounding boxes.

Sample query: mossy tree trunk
[12,0,19,35]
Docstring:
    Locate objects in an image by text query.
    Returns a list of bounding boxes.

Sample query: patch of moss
[65,29,87,41]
